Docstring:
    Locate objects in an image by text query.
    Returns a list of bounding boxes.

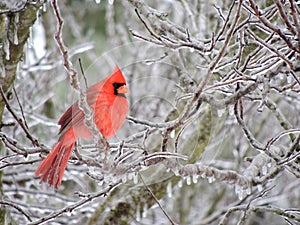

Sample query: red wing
[93,99,112,137]
[58,82,104,136]
[94,94,128,138]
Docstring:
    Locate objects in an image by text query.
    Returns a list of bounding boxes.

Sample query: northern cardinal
[35,66,129,188]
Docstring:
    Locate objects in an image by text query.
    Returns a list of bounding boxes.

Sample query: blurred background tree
[0,0,299,224]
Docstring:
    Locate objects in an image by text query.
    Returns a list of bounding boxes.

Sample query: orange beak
[118,85,129,94]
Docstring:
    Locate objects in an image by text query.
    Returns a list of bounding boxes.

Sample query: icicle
[228,105,234,116]
[192,174,198,184]
[257,184,263,192]
[189,47,195,53]
[235,184,246,200]
[287,75,292,83]
[178,179,183,188]
[23,43,29,69]
[170,130,175,138]
[262,165,268,175]
[238,189,245,200]
[258,83,264,91]
[142,203,148,218]
[173,168,180,176]
[43,2,47,12]
[112,175,118,183]
[13,13,19,45]
[166,181,172,198]
[4,36,10,60]
[133,173,138,184]
[246,186,251,195]
[207,176,215,184]
[66,210,73,217]
[3,16,10,61]
[0,55,5,77]
[234,184,241,196]
[95,0,101,3]
[136,204,141,222]
[28,26,33,48]
[108,0,114,4]
[217,108,225,117]
[186,176,191,185]
[36,9,41,25]
[121,175,127,183]
[127,173,133,181]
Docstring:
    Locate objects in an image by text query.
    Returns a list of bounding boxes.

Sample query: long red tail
[35,129,76,188]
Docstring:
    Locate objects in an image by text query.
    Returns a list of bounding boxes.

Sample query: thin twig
[0,87,39,147]
[28,183,120,225]
[237,185,276,225]
[78,58,88,89]
[139,174,177,225]
[248,0,299,53]
[12,85,29,130]
[0,200,32,222]
[273,0,297,35]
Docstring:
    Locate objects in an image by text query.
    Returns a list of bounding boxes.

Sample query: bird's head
[104,66,129,96]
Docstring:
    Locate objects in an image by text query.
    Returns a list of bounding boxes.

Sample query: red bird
[35,66,129,188]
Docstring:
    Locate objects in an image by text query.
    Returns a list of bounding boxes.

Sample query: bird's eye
[112,82,126,95]
[112,83,125,89]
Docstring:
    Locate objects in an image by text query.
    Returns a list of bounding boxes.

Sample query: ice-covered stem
[128,0,206,51]
[249,0,299,54]
[87,107,213,223]
[218,204,300,225]
[265,98,300,163]
[28,183,120,225]
[51,0,109,150]
[165,160,250,189]
[265,98,292,131]
[0,3,42,122]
